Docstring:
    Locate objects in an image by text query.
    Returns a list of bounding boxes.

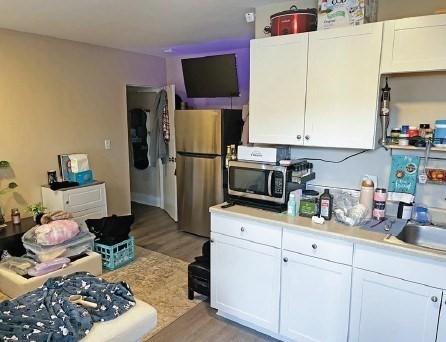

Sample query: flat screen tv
[182,54,239,98]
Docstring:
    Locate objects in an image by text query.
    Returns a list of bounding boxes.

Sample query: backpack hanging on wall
[130,108,149,170]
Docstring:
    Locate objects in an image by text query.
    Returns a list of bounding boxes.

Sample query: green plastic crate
[94,236,135,270]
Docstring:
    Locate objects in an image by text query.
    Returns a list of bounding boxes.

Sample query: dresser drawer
[283,228,353,265]
[63,184,107,213]
[211,214,281,248]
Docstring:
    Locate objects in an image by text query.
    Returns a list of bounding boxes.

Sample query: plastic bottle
[287,193,297,217]
[359,177,375,219]
[225,146,232,168]
[319,189,333,220]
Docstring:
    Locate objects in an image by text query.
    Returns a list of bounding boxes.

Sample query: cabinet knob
[431,296,438,303]
[283,257,288,263]
[312,243,318,250]
[210,239,214,243]
[296,135,302,140]
[240,227,245,232]
[305,135,310,141]
[66,201,69,204]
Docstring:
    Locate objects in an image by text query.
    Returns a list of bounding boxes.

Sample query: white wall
[254,1,446,210]
[166,48,249,109]
[126,89,161,207]
[0,28,166,219]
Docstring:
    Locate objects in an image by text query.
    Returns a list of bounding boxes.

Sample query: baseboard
[131,192,161,207]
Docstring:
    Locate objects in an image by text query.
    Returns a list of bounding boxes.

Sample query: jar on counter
[419,124,430,139]
[11,208,21,225]
[391,129,401,145]
[408,126,419,138]
[299,190,319,217]
[399,133,409,146]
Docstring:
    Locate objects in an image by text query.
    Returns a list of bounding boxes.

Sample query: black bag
[85,215,134,245]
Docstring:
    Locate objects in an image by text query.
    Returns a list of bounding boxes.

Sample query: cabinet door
[249,34,308,145]
[349,268,442,342]
[305,23,383,149]
[280,251,351,342]
[210,232,281,333]
[436,291,446,342]
[381,14,446,74]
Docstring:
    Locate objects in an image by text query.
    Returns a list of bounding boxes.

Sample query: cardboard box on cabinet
[317,0,378,30]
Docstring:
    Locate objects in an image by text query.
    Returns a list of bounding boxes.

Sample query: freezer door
[177,152,223,237]
[175,110,222,154]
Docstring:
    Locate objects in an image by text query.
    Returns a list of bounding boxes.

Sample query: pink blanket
[35,220,80,246]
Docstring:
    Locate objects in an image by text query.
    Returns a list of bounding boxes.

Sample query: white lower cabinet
[280,251,352,342]
[210,232,281,333]
[349,268,442,342]
[437,291,446,341]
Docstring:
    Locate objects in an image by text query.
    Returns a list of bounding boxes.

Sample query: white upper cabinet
[381,14,446,74]
[249,34,308,145]
[349,268,441,342]
[305,23,383,149]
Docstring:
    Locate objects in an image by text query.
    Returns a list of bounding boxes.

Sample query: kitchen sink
[395,223,446,252]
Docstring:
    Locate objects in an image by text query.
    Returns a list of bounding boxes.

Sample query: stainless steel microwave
[227,161,290,208]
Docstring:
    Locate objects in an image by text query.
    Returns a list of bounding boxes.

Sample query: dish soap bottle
[359,177,375,219]
[287,193,297,217]
[319,189,333,220]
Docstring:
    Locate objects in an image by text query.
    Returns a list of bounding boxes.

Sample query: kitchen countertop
[210,203,446,263]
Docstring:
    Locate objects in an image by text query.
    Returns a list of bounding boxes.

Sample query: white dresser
[41,181,108,225]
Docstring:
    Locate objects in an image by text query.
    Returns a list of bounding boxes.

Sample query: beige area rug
[103,247,203,339]
[0,247,202,340]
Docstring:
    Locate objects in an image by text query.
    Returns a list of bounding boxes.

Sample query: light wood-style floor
[131,203,277,342]
[131,202,206,263]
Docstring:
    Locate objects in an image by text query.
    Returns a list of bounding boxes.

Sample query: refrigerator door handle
[177,151,219,159]
[268,170,273,197]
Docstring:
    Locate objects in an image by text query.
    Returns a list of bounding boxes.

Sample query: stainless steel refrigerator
[175,109,242,237]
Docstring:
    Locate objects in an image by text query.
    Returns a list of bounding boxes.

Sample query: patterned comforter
[0,272,135,341]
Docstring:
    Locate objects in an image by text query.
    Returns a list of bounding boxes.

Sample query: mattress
[0,251,102,298]
[82,299,157,342]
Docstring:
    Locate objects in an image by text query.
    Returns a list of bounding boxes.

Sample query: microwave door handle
[268,171,273,196]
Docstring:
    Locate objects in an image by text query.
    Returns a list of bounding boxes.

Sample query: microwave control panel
[273,171,284,197]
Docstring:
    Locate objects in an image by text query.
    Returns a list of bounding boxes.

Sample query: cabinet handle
[283,257,288,263]
[240,227,245,232]
[305,135,310,141]
[431,296,438,303]
[312,243,318,250]
[210,239,214,243]
[296,135,302,140]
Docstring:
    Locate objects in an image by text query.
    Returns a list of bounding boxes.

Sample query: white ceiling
[0,0,279,55]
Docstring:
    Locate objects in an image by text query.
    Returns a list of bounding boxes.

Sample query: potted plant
[27,202,47,224]
[0,160,18,226]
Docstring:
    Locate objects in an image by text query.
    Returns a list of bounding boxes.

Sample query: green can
[299,190,319,217]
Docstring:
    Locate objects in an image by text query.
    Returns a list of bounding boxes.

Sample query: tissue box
[69,154,90,173]
[317,0,378,30]
[68,170,94,185]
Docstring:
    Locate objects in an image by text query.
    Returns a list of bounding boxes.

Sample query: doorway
[126,84,178,222]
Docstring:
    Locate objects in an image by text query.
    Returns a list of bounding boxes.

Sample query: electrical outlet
[245,12,255,23]
[104,139,111,150]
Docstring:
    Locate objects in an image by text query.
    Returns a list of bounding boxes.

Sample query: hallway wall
[127,90,161,206]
